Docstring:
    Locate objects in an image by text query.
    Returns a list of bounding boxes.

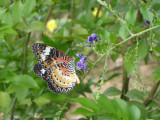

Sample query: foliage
[0,0,160,120]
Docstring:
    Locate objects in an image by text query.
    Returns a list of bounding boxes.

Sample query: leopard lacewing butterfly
[32,43,80,94]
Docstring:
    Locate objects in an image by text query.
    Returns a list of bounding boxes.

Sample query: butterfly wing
[33,63,50,81]
[32,43,80,94]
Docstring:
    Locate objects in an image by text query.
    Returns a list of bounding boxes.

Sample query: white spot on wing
[44,47,52,55]
[41,69,46,74]
[40,46,52,61]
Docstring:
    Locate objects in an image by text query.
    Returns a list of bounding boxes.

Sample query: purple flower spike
[148,8,152,12]
[86,33,101,47]
[76,53,88,72]
[91,34,97,39]
[76,53,83,59]
[88,36,94,44]
[144,19,150,26]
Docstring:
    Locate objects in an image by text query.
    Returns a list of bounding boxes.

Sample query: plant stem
[143,81,160,106]
[95,5,102,19]
[10,33,31,120]
[121,64,130,101]
[10,97,17,120]
[21,33,31,74]
[120,44,130,101]
[113,25,160,49]
[44,5,53,25]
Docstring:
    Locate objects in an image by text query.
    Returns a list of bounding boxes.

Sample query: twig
[95,5,102,19]
[70,0,74,35]
[10,97,17,120]
[143,81,160,106]
[44,5,53,25]
[113,25,160,49]
[10,33,31,120]
[21,33,31,74]
[37,5,53,41]
[120,63,130,101]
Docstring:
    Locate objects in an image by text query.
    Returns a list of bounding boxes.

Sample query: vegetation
[0,0,160,120]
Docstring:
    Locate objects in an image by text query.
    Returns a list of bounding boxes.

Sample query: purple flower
[148,8,152,12]
[86,33,101,47]
[144,19,150,26]
[76,53,87,72]
[76,53,84,59]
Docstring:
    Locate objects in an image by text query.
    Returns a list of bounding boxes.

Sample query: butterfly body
[32,43,79,94]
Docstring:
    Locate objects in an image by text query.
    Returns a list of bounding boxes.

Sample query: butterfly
[32,43,80,94]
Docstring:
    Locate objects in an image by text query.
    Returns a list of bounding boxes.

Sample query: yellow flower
[92,8,102,18]
[46,19,57,33]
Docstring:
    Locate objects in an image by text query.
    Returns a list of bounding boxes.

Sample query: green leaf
[27,21,45,32]
[150,69,160,81]
[40,105,58,118]
[13,74,39,88]
[0,91,11,108]
[126,89,144,101]
[72,107,94,116]
[37,93,67,102]
[128,101,147,120]
[42,34,55,46]
[6,84,16,94]
[137,40,148,61]
[100,30,110,43]
[0,24,11,31]
[140,4,154,23]
[1,12,13,26]
[12,1,24,23]
[15,85,29,102]
[96,40,106,53]
[19,98,32,105]
[124,39,148,76]
[0,27,17,35]
[104,87,121,96]
[0,9,6,20]
[0,0,10,6]
[119,23,128,40]
[73,26,88,35]
[154,45,160,53]
[110,33,117,43]
[114,98,129,118]
[125,8,137,27]
[71,97,100,112]
[24,0,36,18]
[84,0,96,11]
[34,96,50,106]
[152,67,160,74]
[96,94,116,114]
[107,72,122,81]
[129,105,141,120]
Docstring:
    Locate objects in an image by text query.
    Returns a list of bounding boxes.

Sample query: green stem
[143,81,160,106]
[113,25,160,49]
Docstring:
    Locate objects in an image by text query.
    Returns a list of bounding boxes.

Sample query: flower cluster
[76,53,87,72]
[86,34,101,47]
[76,34,101,72]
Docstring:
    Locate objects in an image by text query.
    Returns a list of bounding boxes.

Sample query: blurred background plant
[0,0,160,120]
